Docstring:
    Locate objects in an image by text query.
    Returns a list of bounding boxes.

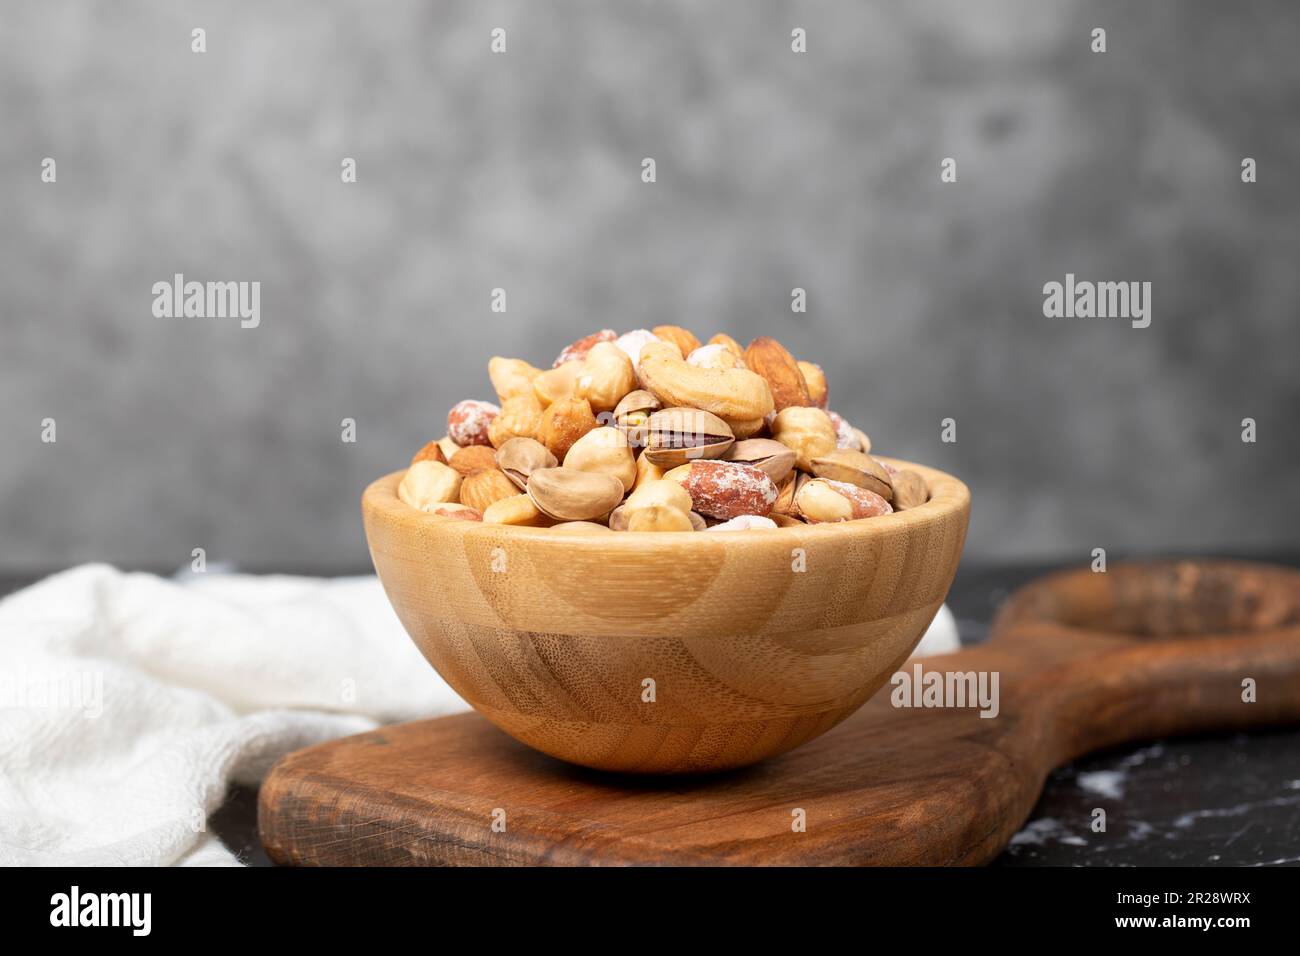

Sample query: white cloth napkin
[0,564,958,866]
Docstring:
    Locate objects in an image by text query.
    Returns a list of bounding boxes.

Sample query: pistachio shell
[724,438,796,485]
[495,437,558,491]
[890,469,928,510]
[526,467,626,521]
[810,449,893,500]
[643,407,735,466]
[613,389,662,447]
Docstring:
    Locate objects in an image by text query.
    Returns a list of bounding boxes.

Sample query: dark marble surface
[4,560,1298,867]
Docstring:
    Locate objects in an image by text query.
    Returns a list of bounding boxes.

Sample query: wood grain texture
[259,560,1300,866]
[361,458,970,773]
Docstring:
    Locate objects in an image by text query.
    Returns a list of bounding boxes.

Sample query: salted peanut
[707,333,745,359]
[706,515,779,531]
[482,494,552,527]
[527,467,625,521]
[798,361,828,409]
[680,460,778,520]
[687,343,743,370]
[553,329,617,367]
[770,406,838,471]
[771,471,808,517]
[538,397,598,461]
[550,521,613,532]
[626,504,695,533]
[533,360,584,408]
[644,407,735,466]
[431,503,482,522]
[436,435,461,460]
[631,450,665,493]
[636,341,774,430]
[810,449,893,500]
[574,342,637,415]
[488,357,544,403]
[744,337,811,411]
[410,440,446,466]
[828,409,869,452]
[398,460,462,512]
[615,329,673,369]
[652,325,701,357]
[488,393,544,448]
[563,425,636,491]
[723,438,796,485]
[447,399,500,446]
[449,444,498,477]
[496,437,557,490]
[797,478,892,523]
[626,478,694,515]
[890,470,928,511]
[613,389,661,447]
[460,468,519,513]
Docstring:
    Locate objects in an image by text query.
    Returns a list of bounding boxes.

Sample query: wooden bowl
[362,457,970,773]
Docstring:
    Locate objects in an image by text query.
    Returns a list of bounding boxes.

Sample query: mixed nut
[396,328,930,531]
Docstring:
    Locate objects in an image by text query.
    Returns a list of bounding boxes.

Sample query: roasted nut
[553,329,617,367]
[495,437,558,490]
[613,389,662,447]
[449,444,498,477]
[436,435,460,460]
[563,425,636,491]
[574,341,637,414]
[771,470,808,517]
[398,460,463,512]
[688,511,708,531]
[625,504,695,533]
[431,503,483,522]
[526,467,625,521]
[707,515,779,531]
[460,468,520,513]
[810,449,893,500]
[488,393,544,448]
[488,357,544,403]
[448,399,500,446]
[482,494,552,527]
[608,504,630,531]
[533,361,584,408]
[631,450,665,493]
[687,343,743,370]
[652,325,701,357]
[614,329,672,368]
[769,512,804,528]
[744,337,811,411]
[625,478,694,515]
[797,478,892,523]
[537,397,598,460]
[644,407,735,466]
[550,521,614,532]
[410,440,447,465]
[636,341,774,432]
[828,409,870,452]
[661,463,691,484]
[707,333,746,360]
[890,469,928,510]
[723,438,796,484]
[680,460,779,519]
[798,361,828,409]
[770,406,838,471]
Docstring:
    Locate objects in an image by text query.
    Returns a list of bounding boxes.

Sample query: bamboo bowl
[362,457,970,773]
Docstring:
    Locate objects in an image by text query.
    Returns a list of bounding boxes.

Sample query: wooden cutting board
[259,561,1300,865]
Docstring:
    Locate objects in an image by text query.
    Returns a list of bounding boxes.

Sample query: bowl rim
[363,455,970,548]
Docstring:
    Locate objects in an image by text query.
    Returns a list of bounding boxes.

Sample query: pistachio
[612,389,662,447]
[563,425,636,491]
[890,469,928,511]
[770,406,838,471]
[810,449,893,500]
[526,467,625,522]
[643,407,735,466]
[723,438,796,485]
[495,437,558,490]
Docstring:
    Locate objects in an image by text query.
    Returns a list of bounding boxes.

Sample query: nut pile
[398,328,929,531]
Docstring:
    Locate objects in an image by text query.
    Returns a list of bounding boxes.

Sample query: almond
[460,468,519,513]
[744,337,811,411]
[449,444,498,477]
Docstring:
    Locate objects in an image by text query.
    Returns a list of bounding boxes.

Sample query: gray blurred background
[2,0,1297,572]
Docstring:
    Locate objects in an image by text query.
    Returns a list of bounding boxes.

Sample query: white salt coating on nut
[614,329,663,367]
[706,515,778,531]
[828,410,860,450]
[826,479,893,517]
[683,460,778,519]
[447,399,500,446]
[686,343,730,368]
